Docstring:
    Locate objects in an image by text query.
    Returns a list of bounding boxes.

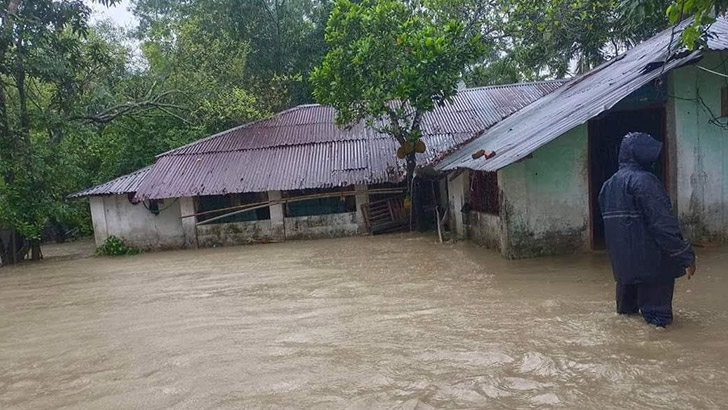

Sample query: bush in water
[96,236,142,256]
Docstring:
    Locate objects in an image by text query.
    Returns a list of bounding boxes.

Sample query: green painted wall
[671,51,728,242]
[460,53,728,258]
[498,124,589,258]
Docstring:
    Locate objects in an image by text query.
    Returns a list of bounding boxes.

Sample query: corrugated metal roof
[436,19,728,172]
[68,166,152,198]
[134,80,564,199]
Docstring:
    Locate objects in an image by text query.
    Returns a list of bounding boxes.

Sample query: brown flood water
[1,234,727,409]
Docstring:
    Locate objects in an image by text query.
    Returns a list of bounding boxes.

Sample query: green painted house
[438,19,728,258]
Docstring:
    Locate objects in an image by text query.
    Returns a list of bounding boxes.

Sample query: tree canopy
[311,0,485,198]
[666,0,728,49]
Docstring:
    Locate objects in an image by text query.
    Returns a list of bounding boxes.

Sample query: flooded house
[70,81,563,250]
[439,19,728,258]
[73,20,728,258]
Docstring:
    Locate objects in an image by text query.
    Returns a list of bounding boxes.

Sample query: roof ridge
[158,82,569,158]
[157,104,332,158]
[157,120,262,158]
[164,136,395,156]
[460,79,569,93]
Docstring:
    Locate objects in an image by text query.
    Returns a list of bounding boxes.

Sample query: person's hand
[686,262,697,280]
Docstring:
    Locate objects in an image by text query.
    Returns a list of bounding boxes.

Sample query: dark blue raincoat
[598,133,695,284]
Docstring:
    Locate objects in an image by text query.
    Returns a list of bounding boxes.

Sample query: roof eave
[435,18,728,173]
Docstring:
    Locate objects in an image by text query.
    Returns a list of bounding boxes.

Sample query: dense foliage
[1,0,125,259]
[0,0,331,262]
[464,0,673,84]
[666,0,728,49]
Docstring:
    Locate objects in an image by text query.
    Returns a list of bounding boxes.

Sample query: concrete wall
[90,197,108,247]
[447,171,470,239]
[194,212,362,247]
[90,186,372,251]
[284,212,359,240]
[90,195,186,250]
[196,220,274,247]
[194,186,369,248]
[269,190,285,240]
[671,51,728,242]
[446,170,505,250]
[448,125,588,258]
[179,197,198,248]
[498,125,590,258]
[468,211,504,251]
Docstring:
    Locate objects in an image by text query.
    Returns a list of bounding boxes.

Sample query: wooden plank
[183,188,406,220]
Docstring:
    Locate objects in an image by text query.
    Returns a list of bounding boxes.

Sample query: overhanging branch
[69,90,191,124]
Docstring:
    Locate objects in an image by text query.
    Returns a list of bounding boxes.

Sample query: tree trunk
[0,228,24,266]
[31,240,42,261]
[0,236,7,266]
[406,151,428,231]
[0,0,19,182]
[16,71,30,153]
[406,113,425,231]
[405,151,416,195]
[0,81,11,183]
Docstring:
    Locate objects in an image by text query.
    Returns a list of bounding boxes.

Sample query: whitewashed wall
[90,195,187,249]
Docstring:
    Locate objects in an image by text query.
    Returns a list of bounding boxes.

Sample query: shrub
[96,236,142,256]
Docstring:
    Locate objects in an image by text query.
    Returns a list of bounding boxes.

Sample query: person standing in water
[599,132,697,327]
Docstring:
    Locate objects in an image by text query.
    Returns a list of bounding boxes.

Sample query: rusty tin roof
[129,81,563,199]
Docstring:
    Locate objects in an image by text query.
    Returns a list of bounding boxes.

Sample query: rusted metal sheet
[139,141,401,199]
[436,19,728,173]
[163,82,564,156]
[133,81,563,200]
[68,166,152,198]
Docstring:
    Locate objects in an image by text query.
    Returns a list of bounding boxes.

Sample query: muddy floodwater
[1,235,727,409]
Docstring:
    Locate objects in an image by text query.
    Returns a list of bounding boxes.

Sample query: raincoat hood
[618,132,662,170]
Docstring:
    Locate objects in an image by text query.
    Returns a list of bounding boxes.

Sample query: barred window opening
[470,171,499,216]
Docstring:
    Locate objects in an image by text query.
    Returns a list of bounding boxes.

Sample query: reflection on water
[1,234,726,409]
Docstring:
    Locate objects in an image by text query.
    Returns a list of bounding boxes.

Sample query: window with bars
[284,188,356,217]
[470,171,499,215]
[197,192,270,224]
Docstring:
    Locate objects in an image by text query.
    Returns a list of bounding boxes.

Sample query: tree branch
[157,106,193,125]
[386,107,407,145]
[69,90,190,124]
[410,109,424,134]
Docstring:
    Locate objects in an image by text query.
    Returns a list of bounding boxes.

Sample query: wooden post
[11,227,17,265]
[435,206,443,243]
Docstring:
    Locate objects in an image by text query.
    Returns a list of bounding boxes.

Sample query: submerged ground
[1,234,727,409]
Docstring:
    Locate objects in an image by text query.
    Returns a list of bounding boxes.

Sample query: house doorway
[588,106,666,249]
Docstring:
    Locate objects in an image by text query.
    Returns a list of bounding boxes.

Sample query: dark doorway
[588,106,666,249]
